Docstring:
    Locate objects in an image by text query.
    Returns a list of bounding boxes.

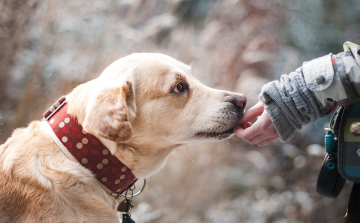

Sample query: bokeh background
[1,0,360,222]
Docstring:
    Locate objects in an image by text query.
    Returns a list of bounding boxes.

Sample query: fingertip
[240,103,265,123]
[240,122,252,129]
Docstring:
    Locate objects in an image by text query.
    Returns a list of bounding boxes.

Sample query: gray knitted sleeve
[259,70,325,141]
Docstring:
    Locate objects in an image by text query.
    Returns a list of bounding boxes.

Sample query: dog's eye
[175,83,185,93]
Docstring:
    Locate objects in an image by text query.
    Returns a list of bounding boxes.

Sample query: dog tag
[122,213,135,223]
[117,199,134,213]
[117,200,129,212]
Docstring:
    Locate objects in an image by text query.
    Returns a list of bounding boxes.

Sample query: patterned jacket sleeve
[308,42,360,106]
[260,41,360,141]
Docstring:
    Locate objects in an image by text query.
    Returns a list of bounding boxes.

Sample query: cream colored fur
[0,53,245,223]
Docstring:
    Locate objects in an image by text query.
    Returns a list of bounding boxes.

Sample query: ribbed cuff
[259,70,324,142]
[263,101,296,142]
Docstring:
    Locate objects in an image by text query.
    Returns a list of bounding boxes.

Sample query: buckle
[43,96,67,120]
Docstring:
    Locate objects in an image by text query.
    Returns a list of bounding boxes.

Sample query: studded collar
[43,96,137,196]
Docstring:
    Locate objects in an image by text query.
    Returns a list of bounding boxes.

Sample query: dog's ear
[82,81,134,142]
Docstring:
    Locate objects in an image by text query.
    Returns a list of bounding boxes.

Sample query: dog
[0,53,246,223]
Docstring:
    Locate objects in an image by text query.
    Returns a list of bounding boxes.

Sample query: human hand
[234,101,279,147]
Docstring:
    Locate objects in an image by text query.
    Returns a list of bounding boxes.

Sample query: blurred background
[1,0,360,222]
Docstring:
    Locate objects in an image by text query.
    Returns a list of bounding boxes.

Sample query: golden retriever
[0,53,246,223]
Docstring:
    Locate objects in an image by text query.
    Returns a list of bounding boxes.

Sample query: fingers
[234,101,279,147]
[235,109,279,146]
[247,134,271,145]
[236,129,278,147]
[247,133,278,145]
[257,137,279,147]
[239,101,264,124]
[234,123,260,141]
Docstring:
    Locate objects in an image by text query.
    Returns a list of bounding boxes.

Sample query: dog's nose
[233,94,247,108]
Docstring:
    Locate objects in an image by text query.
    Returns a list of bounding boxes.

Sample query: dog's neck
[96,137,177,178]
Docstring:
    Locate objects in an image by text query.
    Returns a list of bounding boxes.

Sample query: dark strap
[345,183,360,223]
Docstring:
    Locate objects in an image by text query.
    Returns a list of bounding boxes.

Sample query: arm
[235,41,360,145]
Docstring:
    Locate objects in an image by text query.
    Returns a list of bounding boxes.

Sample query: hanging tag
[122,213,135,223]
[117,200,128,212]
[117,199,134,212]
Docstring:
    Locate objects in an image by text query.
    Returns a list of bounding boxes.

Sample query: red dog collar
[43,96,137,195]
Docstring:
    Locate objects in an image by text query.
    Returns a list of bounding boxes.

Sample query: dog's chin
[195,128,235,140]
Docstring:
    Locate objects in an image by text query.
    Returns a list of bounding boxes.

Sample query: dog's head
[67,53,246,176]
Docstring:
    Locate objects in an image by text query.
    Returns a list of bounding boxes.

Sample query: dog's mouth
[194,109,245,140]
[195,128,235,140]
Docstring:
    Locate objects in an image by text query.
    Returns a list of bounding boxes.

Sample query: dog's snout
[233,94,247,108]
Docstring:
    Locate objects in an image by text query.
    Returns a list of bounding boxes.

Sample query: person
[234,41,360,222]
